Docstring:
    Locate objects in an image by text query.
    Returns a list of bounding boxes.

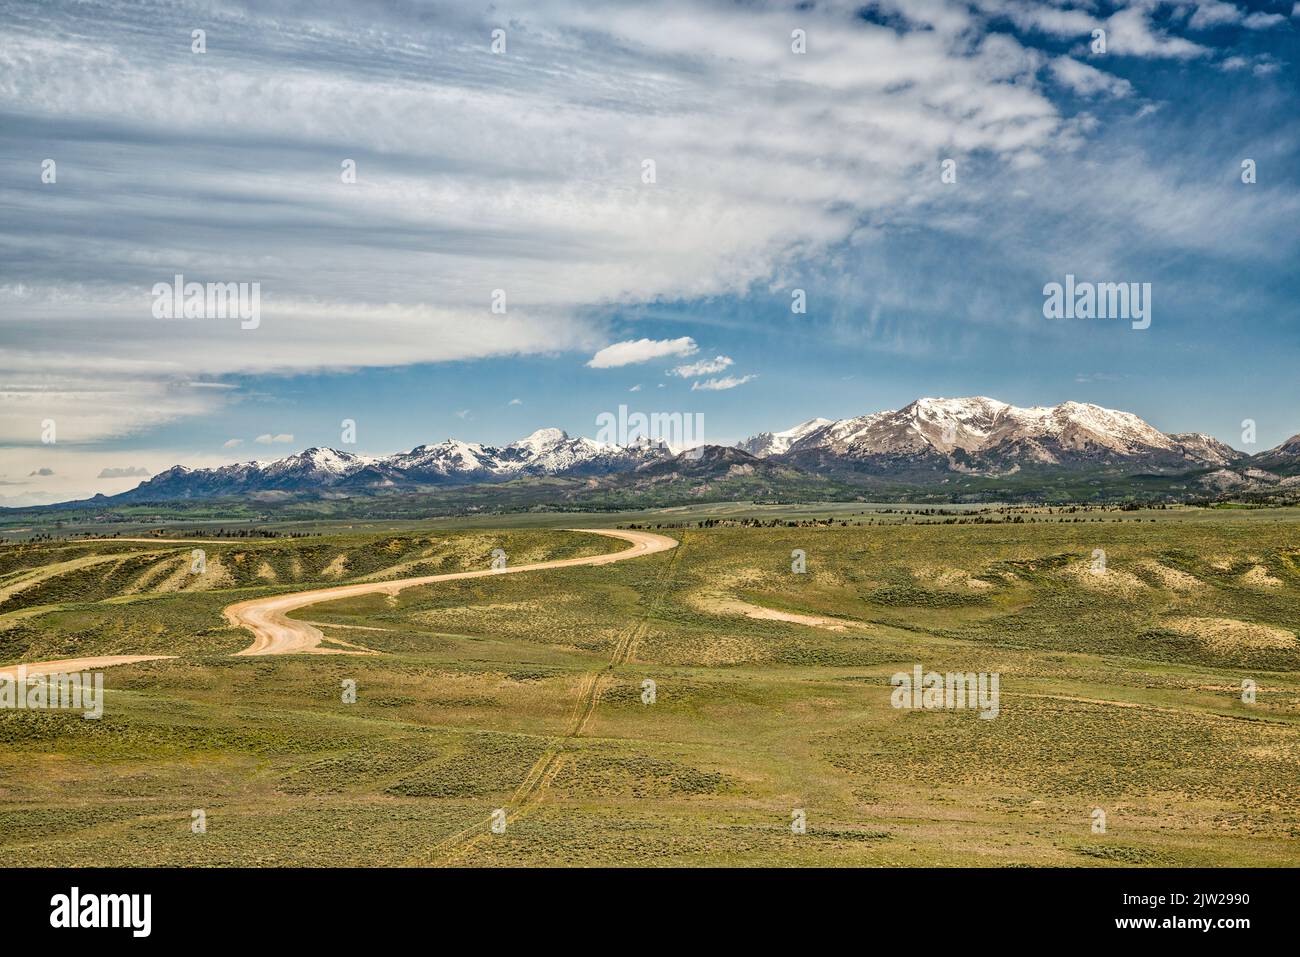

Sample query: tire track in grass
[415,539,685,865]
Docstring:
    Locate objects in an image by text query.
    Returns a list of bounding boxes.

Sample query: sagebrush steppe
[1,508,1297,866]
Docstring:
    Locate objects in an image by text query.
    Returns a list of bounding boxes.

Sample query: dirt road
[0,655,175,680]
[224,528,678,656]
[1,529,677,675]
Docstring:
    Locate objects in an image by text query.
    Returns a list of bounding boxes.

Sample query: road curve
[224,528,678,657]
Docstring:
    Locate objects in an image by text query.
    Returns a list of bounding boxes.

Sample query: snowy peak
[496,429,618,474]
[383,429,666,479]
[391,439,490,473]
[110,427,675,502]
[1033,402,1173,454]
[739,397,1242,469]
[1263,433,1300,458]
[1168,433,1239,467]
[511,427,570,452]
[898,396,1013,453]
[265,447,372,475]
[98,401,1262,507]
[736,417,833,457]
[1249,433,1300,474]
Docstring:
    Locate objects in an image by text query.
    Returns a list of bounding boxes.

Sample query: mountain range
[41,397,1300,509]
[737,397,1241,472]
[108,428,667,502]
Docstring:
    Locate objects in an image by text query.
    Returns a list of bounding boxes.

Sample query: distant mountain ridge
[738,397,1243,473]
[37,397,1300,508]
[111,428,667,502]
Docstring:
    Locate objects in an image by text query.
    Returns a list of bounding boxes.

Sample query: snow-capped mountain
[259,448,377,485]
[59,398,1276,508]
[739,397,1242,473]
[1250,433,1300,476]
[380,429,664,482]
[1255,432,1300,460]
[735,418,833,457]
[1166,433,1240,468]
[135,448,377,499]
[110,429,669,502]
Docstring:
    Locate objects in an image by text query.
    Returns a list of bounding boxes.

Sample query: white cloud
[255,433,293,444]
[0,354,232,445]
[691,374,757,391]
[1191,3,1286,30]
[1189,1,1244,30]
[587,337,697,369]
[671,355,734,378]
[1049,57,1133,98]
[1244,12,1285,29]
[973,0,1099,38]
[0,289,592,442]
[0,0,1272,453]
[222,438,243,448]
[0,1,1092,445]
[1104,7,1210,58]
[97,466,150,478]
[508,398,522,406]
[628,384,642,392]
[972,0,1210,58]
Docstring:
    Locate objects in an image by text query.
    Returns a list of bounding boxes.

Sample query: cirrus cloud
[671,355,734,378]
[2,0,1294,477]
[691,374,757,391]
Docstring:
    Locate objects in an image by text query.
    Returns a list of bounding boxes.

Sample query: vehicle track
[413,539,685,865]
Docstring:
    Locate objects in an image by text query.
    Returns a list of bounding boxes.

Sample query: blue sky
[1,0,1298,504]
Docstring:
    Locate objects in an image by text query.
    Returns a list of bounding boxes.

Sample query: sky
[1,0,1298,505]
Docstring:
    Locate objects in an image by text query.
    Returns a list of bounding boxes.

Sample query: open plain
[1,507,1297,866]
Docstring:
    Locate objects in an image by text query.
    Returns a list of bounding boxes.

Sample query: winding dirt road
[0,529,677,676]
[224,528,678,657]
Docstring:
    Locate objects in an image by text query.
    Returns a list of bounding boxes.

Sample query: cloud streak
[671,355,733,378]
[692,374,757,392]
[0,0,1099,443]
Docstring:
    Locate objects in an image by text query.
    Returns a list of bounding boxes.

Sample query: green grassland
[0,509,1297,866]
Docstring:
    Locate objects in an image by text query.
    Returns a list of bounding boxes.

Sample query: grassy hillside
[1,513,1297,866]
